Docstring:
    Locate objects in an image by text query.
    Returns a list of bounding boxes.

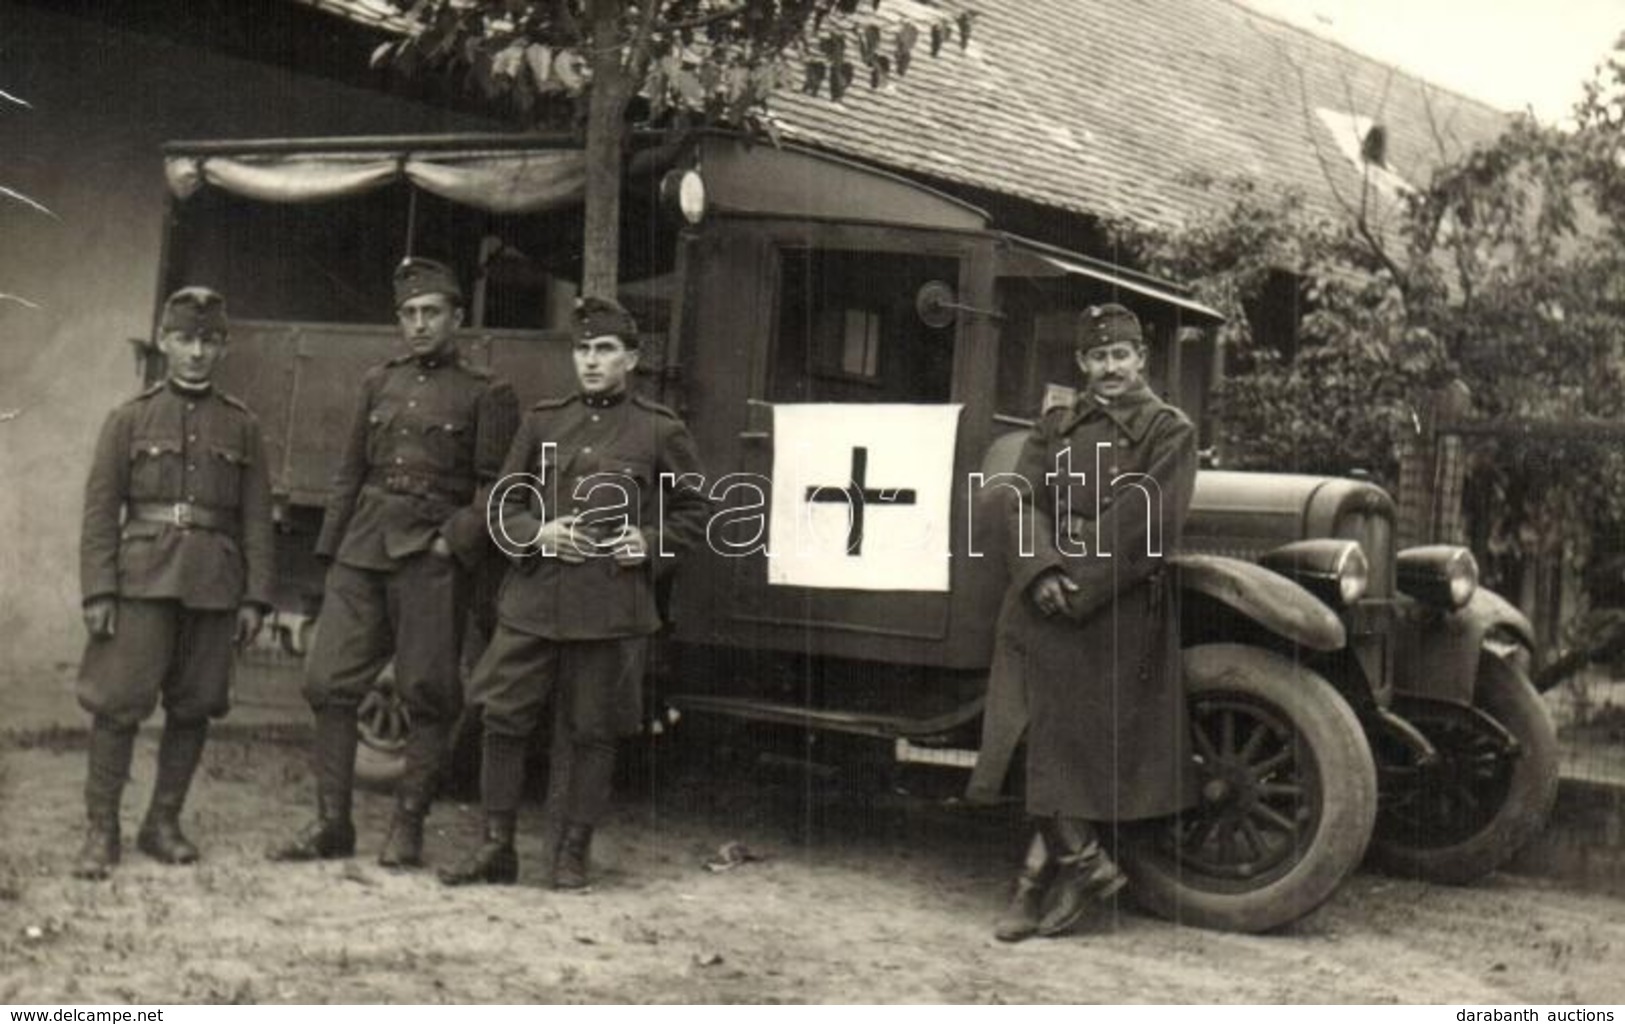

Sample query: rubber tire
[354,667,408,793]
[354,739,406,791]
[354,698,488,797]
[1369,652,1558,884]
[1119,643,1379,933]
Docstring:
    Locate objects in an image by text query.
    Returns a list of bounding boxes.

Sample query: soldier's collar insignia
[581,391,627,409]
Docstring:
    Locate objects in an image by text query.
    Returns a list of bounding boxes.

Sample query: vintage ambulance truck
[147,130,1557,932]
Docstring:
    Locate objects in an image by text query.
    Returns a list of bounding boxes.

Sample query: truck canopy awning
[164,147,589,214]
[997,234,1225,324]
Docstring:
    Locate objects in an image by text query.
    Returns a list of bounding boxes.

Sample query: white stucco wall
[0,5,491,674]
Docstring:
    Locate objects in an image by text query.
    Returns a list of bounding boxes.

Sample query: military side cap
[393,257,463,306]
[574,295,639,347]
[159,286,228,338]
[1078,303,1143,351]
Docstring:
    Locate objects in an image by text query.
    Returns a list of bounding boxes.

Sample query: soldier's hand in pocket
[83,597,117,639]
[235,605,265,647]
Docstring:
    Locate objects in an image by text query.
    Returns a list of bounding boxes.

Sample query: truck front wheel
[1369,651,1558,884]
[1119,643,1378,933]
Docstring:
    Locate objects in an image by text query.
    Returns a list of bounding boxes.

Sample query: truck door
[670,215,1001,669]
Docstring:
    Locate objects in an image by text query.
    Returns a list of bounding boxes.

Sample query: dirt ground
[1,723,1623,1006]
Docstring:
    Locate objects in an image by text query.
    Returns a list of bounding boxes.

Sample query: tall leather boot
[379,719,447,868]
[993,829,1055,942]
[1036,816,1127,937]
[267,707,358,861]
[138,718,209,864]
[552,739,614,891]
[73,719,137,881]
[438,732,526,886]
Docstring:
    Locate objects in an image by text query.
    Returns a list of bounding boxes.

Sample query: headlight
[1396,545,1478,609]
[1259,539,1370,607]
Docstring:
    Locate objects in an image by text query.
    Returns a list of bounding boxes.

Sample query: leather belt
[129,501,233,531]
[367,471,471,503]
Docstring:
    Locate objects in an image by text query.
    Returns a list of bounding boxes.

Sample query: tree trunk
[582,4,633,300]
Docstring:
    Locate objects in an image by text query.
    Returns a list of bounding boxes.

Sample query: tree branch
[625,0,664,75]
[1333,69,1412,294]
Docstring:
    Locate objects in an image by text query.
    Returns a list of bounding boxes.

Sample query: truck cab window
[769,248,955,404]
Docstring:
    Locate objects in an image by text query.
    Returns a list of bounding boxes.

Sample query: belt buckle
[173,502,194,528]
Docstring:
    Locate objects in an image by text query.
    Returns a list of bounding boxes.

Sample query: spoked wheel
[354,674,410,791]
[1370,651,1557,884]
[1120,644,1378,933]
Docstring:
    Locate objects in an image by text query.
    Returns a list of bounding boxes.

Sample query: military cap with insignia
[1077,302,1143,352]
[159,286,229,339]
[573,295,640,347]
[393,257,464,307]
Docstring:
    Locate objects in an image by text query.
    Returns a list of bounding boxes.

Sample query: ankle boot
[268,794,357,861]
[379,719,447,868]
[438,813,518,886]
[268,708,358,861]
[1036,817,1126,937]
[73,720,136,881]
[138,719,208,864]
[553,822,594,891]
[378,798,426,869]
[993,830,1054,942]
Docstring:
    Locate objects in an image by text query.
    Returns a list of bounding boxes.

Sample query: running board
[667,692,983,744]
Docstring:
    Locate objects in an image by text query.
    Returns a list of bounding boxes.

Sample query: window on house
[1314,107,1411,196]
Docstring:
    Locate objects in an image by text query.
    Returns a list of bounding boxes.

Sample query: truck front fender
[1393,587,1534,704]
[1464,588,1536,653]
[1170,553,1347,653]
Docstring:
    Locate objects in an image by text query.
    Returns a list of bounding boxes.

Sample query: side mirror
[915,280,1002,327]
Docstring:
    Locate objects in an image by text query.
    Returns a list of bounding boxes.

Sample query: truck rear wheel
[351,683,486,794]
[354,678,408,791]
[1369,652,1558,884]
[1119,643,1378,933]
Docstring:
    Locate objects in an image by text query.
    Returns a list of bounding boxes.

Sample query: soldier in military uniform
[440,296,709,889]
[270,258,518,869]
[76,286,274,880]
[968,303,1198,941]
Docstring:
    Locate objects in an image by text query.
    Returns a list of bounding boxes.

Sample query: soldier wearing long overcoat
[968,303,1198,941]
[76,287,274,879]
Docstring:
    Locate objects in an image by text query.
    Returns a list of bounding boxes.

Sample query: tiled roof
[768,0,1512,231]
[293,0,1512,232]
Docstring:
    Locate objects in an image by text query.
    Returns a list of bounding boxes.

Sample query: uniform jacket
[80,381,275,611]
[316,352,519,571]
[494,391,709,641]
[967,381,1199,820]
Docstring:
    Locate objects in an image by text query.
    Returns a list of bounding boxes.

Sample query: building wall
[0,5,492,672]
